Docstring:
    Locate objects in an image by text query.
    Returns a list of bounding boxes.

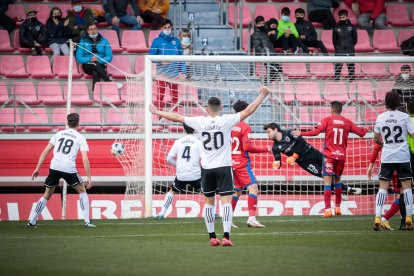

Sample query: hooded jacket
[333,19,357,55]
[76,33,113,64]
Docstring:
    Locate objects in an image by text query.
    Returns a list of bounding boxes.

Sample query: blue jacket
[76,33,113,65]
[149,32,187,78]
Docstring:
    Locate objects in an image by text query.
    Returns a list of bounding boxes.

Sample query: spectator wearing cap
[138,0,170,30]
[0,0,16,34]
[307,0,340,30]
[344,0,386,36]
[67,0,95,43]
[104,0,143,38]
[46,7,71,63]
[20,9,47,55]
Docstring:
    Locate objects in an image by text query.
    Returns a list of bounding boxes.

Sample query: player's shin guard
[231,195,239,211]
[222,203,233,239]
[334,183,342,207]
[403,188,413,217]
[203,204,215,238]
[29,196,48,225]
[324,185,332,210]
[248,194,258,218]
[375,189,388,217]
[384,199,400,221]
[159,191,174,216]
[79,192,90,224]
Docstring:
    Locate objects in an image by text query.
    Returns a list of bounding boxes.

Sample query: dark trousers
[0,14,16,34]
[155,80,178,109]
[309,10,337,30]
[141,10,164,30]
[301,40,329,55]
[334,63,355,81]
[19,30,39,49]
[82,62,110,90]
[276,35,298,52]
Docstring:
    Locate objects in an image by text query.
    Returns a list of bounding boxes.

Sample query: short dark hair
[407,100,414,115]
[281,7,291,16]
[161,19,173,27]
[266,18,278,28]
[208,97,221,112]
[295,8,305,15]
[67,113,80,128]
[331,101,343,114]
[183,123,194,134]
[233,100,248,113]
[385,92,400,111]
[255,16,265,24]
[87,22,96,30]
[401,65,412,72]
[263,122,282,132]
[338,9,348,17]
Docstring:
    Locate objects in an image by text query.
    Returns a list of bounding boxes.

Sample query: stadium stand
[27,55,55,79]
[0,30,14,53]
[1,55,29,78]
[37,81,66,105]
[12,81,40,105]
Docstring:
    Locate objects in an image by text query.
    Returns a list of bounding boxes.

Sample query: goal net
[117,54,413,218]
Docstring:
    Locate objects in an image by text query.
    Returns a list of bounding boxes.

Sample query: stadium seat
[339,63,362,77]
[349,81,377,104]
[309,63,335,78]
[355,30,374,52]
[228,4,252,27]
[52,56,81,79]
[0,30,14,52]
[118,82,143,104]
[254,4,278,21]
[26,56,55,79]
[323,81,349,104]
[342,106,358,122]
[99,30,123,53]
[363,106,385,123]
[106,108,123,131]
[282,63,308,79]
[93,82,124,106]
[398,29,414,46]
[311,107,331,123]
[295,81,324,105]
[320,30,335,52]
[23,108,53,132]
[389,63,413,76]
[13,30,31,54]
[64,82,93,105]
[5,4,25,26]
[298,106,313,130]
[12,81,41,105]
[37,82,66,105]
[358,63,390,78]
[0,108,24,132]
[28,4,50,24]
[134,55,145,74]
[333,4,358,25]
[107,55,132,79]
[80,108,110,132]
[281,82,295,104]
[84,4,108,27]
[121,30,148,53]
[386,4,413,27]
[52,108,76,131]
[373,80,395,103]
[148,30,162,47]
[242,29,253,52]
[373,30,400,52]
[271,0,294,2]
[177,83,201,105]
[0,82,11,105]
[1,56,29,78]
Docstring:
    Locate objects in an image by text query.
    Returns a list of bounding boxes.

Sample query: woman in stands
[46,7,71,63]
[138,0,169,30]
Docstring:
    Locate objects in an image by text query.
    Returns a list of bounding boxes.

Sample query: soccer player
[292,101,368,218]
[28,113,95,228]
[155,123,202,219]
[372,92,414,231]
[149,84,270,246]
[231,100,272,228]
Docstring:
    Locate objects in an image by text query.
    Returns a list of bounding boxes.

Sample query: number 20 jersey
[374,110,414,163]
[185,113,240,169]
[49,129,89,173]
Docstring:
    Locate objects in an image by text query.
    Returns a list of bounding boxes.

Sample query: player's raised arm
[31,143,54,180]
[239,84,269,121]
[149,104,185,123]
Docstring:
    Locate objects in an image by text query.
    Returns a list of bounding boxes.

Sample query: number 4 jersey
[374,110,414,163]
[49,128,89,173]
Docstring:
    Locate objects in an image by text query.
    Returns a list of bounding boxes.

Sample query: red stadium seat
[295,81,324,105]
[355,30,374,52]
[52,108,76,131]
[38,82,66,105]
[98,30,123,53]
[0,82,11,105]
[148,30,162,47]
[93,82,124,106]
[28,4,50,24]
[6,4,25,26]
[389,63,413,76]
[373,81,395,103]
[27,56,55,79]
[52,56,81,79]
[242,29,253,52]
[282,63,308,79]
[398,29,414,46]
[23,108,53,132]
[349,81,377,104]
[106,108,123,131]
[281,82,295,104]
[107,55,132,79]
[386,4,413,27]
[320,30,335,52]
[333,4,358,25]
[254,4,278,21]
[342,106,358,122]
[323,81,349,104]
[177,83,201,105]
[298,107,312,130]
[0,108,24,132]
[309,63,335,78]
[12,81,41,105]
[358,63,390,78]
[364,106,385,123]
[79,108,110,132]
[228,4,252,27]
[134,55,145,74]
[119,82,144,104]
[311,107,330,123]
[64,82,93,105]
[0,30,14,52]
[1,56,29,78]
[121,30,148,53]
[373,30,400,52]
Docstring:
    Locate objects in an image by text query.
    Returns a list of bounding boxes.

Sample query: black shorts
[296,148,323,178]
[45,168,83,188]
[201,166,234,197]
[379,162,412,181]
[172,178,202,193]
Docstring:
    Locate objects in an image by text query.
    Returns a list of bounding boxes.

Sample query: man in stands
[104,0,143,38]
[276,7,300,55]
[67,0,95,43]
[0,0,16,34]
[307,0,339,30]
[20,9,47,56]
[345,0,386,36]
[392,65,414,108]
[139,0,170,30]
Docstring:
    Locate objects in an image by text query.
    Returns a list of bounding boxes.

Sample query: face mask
[89,33,98,39]
[281,16,290,22]
[257,25,265,32]
[73,5,82,13]
[54,15,62,20]
[402,73,410,81]
[28,17,36,22]
[296,17,304,23]
[163,30,172,36]
[339,19,347,24]
[181,37,190,45]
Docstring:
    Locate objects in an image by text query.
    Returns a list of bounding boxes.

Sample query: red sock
[384,202,400,220]
[248,194,257,217]
[335,187,342,207]
[231,196,238,211]
[324,187,331,209]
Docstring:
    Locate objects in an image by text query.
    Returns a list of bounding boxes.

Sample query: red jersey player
[231,100,271,228]
[292,101,367,218]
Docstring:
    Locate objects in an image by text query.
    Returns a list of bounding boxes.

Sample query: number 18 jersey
[49,128,89,173]
[374,110,414,163]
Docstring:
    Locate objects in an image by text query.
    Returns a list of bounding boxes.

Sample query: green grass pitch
[0,216,413,275]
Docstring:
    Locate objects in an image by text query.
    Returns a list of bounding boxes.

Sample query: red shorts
[322,156,345,177]
[233,164,257,190]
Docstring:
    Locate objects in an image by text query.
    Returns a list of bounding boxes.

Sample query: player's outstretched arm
[81,151,92,189]
[149,104,185,123]
[31,143,54,180]
[240,84,269,121]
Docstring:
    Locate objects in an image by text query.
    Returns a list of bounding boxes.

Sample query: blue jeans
[358,13,386,36]
[105,13,141,36]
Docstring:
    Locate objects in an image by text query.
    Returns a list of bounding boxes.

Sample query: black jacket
[295,20,317,42]
[307,0,340,14]
[0,0,13,15]
[333,19,357,55]
[105,0,140,18]
[251,26,275,55]
[46,20,71,45]
[20,18,47,45]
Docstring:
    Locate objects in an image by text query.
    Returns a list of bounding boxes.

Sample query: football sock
[159,191,174,216]
[375,189,388,217]
[247,194,257,217]
[222,203,233,235]
[29,196,48,225]
[231,195,239,211]
[334,183,342,207]
[403,188,413,217]
[324,185,332,209]
[204,204,215,235]
[399,193,406,218]
[79,192,90,224]
[383,199,400,221]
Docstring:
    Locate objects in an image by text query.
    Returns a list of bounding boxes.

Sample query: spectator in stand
[392,65,414,107]
[266,18,279,48]
[307,0,339,30]
[67,0,95,43]
[149,19,186,110]
[76,23,113,90]
[276,7,300,55]
[46,7,71,63]
[20,9,47,56]
[179,28,192,56]
[104,0,143,37]
[138,0,169,30]
[333,9,357,81]
[345,0,386,36]
[294,8,329,56]
[0,0,16,34]
[251,16,282,83]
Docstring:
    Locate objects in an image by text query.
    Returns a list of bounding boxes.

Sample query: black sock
[223,232,230,240]
[209,232,216,239]
[399,194,406,218]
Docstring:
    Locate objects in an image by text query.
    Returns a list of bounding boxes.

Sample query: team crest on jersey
[285,136,290,142]
[325,161,333,170]
[172,40,176,45]
[347,27,352,31]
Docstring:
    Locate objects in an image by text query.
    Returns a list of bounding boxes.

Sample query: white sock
[203,204,215,234]
[404,188,413,217]
[375,189,388,217]
[79,193,90,224]
[29,197,48,225]
[222,203,233,234]
[159,192,174,216]
[248,216,256,221]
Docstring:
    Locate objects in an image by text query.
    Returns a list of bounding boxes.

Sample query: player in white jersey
[28,113,95,228]
[155,124,203,219]
[150,84,269,246]
[373,92,414,231]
